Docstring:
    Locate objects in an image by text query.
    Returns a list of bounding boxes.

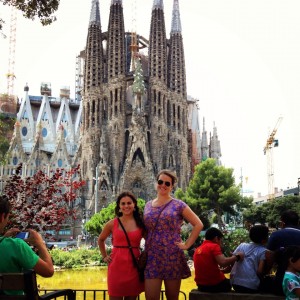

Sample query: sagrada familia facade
[0,0,221,238]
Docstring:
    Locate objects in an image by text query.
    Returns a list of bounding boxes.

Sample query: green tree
[236,196,254,212]
[185,158,242,229]
[0,0,59,32]
[243,195,300,227]
[242,203,269,225]
[266,196,300,227]
[85,198,146,236]
[175,187,211,229]
[0,114,15,164]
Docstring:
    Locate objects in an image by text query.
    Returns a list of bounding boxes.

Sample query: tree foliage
[222,228,250,256]
[4,164,85,234]
[242,195,300,227]
[0,0,59,32]
[85,198,146,236]
[184,158,242,228]
[174,187,211,229]
[0,114,15,164]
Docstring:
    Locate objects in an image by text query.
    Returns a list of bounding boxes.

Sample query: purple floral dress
[143,198,191,280]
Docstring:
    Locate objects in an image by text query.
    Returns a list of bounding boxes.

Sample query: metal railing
[39,289,187,300]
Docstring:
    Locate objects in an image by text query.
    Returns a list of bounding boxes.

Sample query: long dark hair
[0,195,11,217]
[114,191,145,230]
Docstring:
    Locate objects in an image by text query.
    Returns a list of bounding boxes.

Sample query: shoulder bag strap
[117,218,139,269]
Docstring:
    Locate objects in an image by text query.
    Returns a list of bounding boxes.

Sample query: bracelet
[235,254,240,262]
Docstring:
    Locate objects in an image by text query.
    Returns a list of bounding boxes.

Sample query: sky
[0,0,299,197]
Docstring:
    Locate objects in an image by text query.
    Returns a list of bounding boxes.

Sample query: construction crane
[263,116,283,200]
[7,6,17,96]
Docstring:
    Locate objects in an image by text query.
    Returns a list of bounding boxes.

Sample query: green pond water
[37,267,196,299]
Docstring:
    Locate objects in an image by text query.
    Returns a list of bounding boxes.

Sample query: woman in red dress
[98,191,145,300]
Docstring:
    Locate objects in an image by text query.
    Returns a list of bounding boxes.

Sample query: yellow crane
[7,6,17,96]
[263,116,283,200]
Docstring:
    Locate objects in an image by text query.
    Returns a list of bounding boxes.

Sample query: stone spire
[81,0,104,187]
[111,0,122,4]
[89,0,101,25]
[149,0,167,83]
[210,122,222,165]
[201,118,209,161]
[107,0,126,79]
[167,0,186,97]
[171,0,182,33]
[84,0,103,95]
[152,0,164,10]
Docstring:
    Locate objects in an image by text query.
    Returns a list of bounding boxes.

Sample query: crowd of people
[193,210,300,298]
[0,168,299,300]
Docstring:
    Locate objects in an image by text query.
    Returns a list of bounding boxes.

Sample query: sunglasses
[157,179,171,187]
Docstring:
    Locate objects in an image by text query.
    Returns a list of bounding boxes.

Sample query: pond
[37,267,197,299]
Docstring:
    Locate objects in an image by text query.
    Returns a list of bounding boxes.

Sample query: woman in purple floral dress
[143,169,203,300]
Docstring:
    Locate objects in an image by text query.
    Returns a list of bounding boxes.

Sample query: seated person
[0,195,54,295]
[282,245,300,299]
[263,210,300,295]
[230,225,269,293]
[193,227,244,293]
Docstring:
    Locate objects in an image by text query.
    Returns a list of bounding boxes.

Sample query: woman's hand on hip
[175,241,189,250]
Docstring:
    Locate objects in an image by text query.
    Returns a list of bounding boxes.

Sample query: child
[194,227,244,293]
[230,225,269,293]
[282,246,300,300]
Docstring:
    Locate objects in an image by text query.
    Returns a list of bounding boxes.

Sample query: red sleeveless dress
[107,218,144,296]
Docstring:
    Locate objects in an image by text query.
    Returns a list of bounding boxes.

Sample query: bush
[50,248,102,268]
[222,228,250,256]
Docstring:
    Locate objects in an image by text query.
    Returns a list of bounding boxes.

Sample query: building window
[22,126,28,136]
[22,110,28,119]
[58,229,71,235]
[42,112,48,120]
[12,157,18,165]
[42,127,48,137]
[35,159,40,167]
[58,159,63,167]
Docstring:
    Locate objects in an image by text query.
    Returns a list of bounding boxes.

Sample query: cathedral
[0,0,221,238]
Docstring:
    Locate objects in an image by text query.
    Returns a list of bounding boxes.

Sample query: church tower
[80,0,128,210]
[78,0,193,212]
[148,0,190,188]
[0,0,223,239]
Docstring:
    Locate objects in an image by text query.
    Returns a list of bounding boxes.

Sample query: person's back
[267,210,300,295]
[194,227,244,293]
[0,236,39,273]
[230,225,269,293]
[0,195,54,295]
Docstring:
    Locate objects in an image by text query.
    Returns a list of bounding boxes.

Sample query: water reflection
[38,267,196,298]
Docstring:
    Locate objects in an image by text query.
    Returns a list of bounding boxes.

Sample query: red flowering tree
[4,164,85,234]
